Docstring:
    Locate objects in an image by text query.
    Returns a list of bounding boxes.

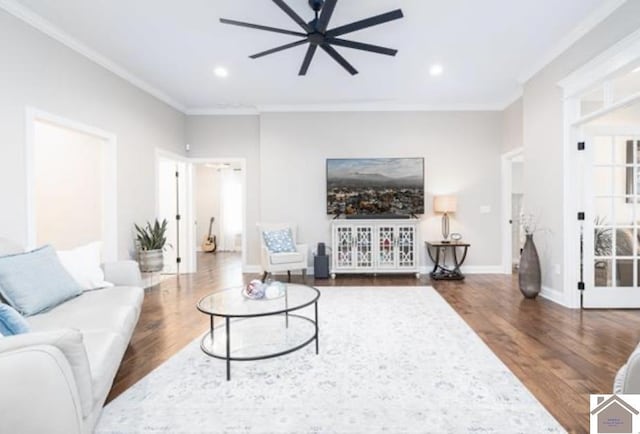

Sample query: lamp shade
[434,195,457,213]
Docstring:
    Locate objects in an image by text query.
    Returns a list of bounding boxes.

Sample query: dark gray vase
[519,234,541,299]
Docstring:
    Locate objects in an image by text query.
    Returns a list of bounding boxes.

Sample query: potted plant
[135,219,169,272]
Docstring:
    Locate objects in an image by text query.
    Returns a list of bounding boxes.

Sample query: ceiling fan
[220,0,404,76]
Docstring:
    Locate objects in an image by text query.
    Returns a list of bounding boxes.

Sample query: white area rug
[97,287,565,434]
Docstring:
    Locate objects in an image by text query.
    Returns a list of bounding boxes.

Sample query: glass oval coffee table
[197,283,320,380]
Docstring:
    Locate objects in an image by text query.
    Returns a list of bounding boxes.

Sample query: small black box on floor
[314,255,330,279]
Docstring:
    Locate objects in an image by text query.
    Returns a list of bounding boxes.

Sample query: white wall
[237,111,501,270]
[522,0,640,302]
[0,10,185,259]
[195,164,221,250]
[502,98,524,153]
[188,112,503,271]
[34,121,105,249]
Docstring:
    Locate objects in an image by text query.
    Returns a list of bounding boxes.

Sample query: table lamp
[434,195,457,243]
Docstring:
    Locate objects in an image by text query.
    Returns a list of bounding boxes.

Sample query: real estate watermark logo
[590,394,640,433]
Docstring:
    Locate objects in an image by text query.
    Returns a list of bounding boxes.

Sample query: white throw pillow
[57,242,114,290]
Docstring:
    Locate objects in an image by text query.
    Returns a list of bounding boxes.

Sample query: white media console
[330,219,420,278]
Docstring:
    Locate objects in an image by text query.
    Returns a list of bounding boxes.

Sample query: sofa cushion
[82,330,127,406]
[28,304,138,340]
[57,242,113,291]
[0,304,30,336]
[74,287,144,315]
[269,252,304,265]
[263,228,297,253]
[0,245,83,316]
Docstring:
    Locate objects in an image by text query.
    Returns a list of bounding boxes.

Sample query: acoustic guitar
[202,217,217,253]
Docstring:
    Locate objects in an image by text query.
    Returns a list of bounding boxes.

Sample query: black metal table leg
[225,317,231,381]
[314,301,319,355]
[285,287,289,328]
[210,315,214,340]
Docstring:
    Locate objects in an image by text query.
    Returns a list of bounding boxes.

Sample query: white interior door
[157,157,190,274]
[583,131,640,307]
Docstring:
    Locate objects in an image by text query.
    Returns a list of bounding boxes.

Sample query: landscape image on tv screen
[327,158,425,216]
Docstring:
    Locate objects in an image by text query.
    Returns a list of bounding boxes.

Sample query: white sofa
[0,241,143,434]
[615,344,640,394]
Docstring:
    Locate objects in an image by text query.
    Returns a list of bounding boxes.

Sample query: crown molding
[254,102,505,113]
[184,102,509,115]
[0,0,186,113]
[517,0,628,84]
[499,88,524,110]
[186,107,260,116]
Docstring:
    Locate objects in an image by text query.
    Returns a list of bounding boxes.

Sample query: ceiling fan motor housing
[309,0,324,12]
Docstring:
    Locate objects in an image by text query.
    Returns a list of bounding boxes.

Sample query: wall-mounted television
[326,158,425,217]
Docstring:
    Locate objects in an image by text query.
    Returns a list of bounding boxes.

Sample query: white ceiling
[6,0,623,112]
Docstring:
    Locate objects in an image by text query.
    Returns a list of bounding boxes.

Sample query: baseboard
[242,265,315,275]
[418,265,503,275]
[245,264,502,276]
[539,286,572,308]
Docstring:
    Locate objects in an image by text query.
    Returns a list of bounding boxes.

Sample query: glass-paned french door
[583,131,640,307]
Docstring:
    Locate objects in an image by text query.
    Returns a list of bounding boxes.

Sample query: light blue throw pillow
[262,229,297,253]
[0,303,30,335]
[0,245,83,316]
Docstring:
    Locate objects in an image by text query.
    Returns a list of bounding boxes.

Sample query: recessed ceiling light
[429,64,444,77]
[214,67,228,78]
[634,66,640,73]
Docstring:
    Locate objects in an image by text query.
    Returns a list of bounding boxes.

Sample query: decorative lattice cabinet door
[396,225,417,268]
[334,225,355,268]
[331,219,419,278]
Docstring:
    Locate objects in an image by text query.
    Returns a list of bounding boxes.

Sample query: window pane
[615,228,635,256]
[614,197,635,225]
[613,137,634,165]
[595,259,612,287]
[594,197,613,222]
[617,259,634,287]
[594,136,614,165]
[594,227,613,257]
[594,167,613,196]
[612,167,629,196]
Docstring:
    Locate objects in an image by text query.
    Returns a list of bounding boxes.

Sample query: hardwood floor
[108,252,640,433]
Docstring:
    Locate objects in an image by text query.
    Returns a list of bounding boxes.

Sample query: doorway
[156,151,193,274]
[26,109,117,260]
[193,160,245,270]
[501,148,525,274]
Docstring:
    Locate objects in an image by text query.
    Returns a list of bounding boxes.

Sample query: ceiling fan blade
[220,18,307,37]
[299,44,318,75]
[250,39,309,59]
[327,9,403,37]
[272,0,312,33]
[327,38,397,56]
[316,0,338,33]
[321,44,358,75]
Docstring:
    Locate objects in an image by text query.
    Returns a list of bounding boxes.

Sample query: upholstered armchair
[257,223,308,282]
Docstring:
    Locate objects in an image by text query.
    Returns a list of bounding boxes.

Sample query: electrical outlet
[554,264,561,275]
[480,205,491,214]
